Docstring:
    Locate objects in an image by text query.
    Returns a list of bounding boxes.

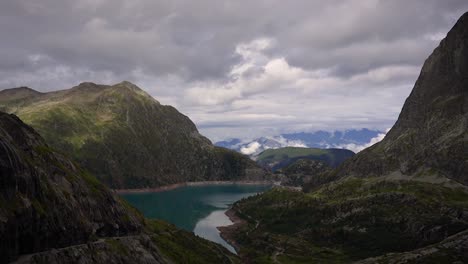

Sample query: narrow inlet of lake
[120,184,272,253]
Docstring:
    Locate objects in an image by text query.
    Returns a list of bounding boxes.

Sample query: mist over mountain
[215,129,385,156]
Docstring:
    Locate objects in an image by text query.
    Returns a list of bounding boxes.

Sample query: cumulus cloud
[240,142,261,155]
[336,129,389,153]
[184,38,308,106]
[0,1,467,140]
[273,136,307,148]
[239,136,307,155]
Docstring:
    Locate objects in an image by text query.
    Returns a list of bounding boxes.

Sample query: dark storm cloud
[0,0,467,140]
[3,0,465,81]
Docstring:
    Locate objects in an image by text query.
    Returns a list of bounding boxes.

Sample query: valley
[218,11,468,263]
[120,184,272,253]
[0,5,466,264]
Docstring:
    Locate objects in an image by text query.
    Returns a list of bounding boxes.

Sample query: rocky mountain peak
[0,81,269,189]
[112,81,160,104]
[0,87,41,102]
[389,11,468,135]
[0,111,144,261]
[323,11,468,186]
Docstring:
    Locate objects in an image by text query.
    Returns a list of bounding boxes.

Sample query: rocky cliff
[326,12,468,186]
[0,81,268,189]
[220,12,468,263]
[0,111,239,263]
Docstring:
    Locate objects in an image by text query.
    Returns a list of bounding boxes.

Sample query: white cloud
[273,136,307,148]
[184,38,306,106]
[424,32,446,42]
[336,129,389,153]
[240,141,261,155]
[1,1,467,141]
[180,38,416,140]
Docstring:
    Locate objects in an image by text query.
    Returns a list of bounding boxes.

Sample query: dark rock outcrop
[14,236,166,264]
[0,111,240,263]
[0,112,142,262]
[355,229,468,264]
[221,12,468,263]
[327,12,468,185]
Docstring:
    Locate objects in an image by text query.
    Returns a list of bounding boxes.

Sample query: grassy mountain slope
[0,111,239,263]
[220,12,468,263]
[256,147,354,171]
[0,81,268,189]
[279,159,330,187]
[227,182,468,263]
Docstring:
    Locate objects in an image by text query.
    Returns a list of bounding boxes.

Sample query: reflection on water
[120,184,271,252]
[194,210,236,253]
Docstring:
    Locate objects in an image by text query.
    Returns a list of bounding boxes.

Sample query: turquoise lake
[120,184,272,253]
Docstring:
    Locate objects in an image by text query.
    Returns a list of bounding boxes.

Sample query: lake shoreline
[114,180,276,194]
[217,208,244,253]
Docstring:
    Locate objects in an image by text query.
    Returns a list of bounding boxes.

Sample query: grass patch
[105,239,130,256]
[146,219,240,264]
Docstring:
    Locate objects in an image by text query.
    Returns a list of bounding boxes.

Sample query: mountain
[0,81,268,189]
[280,159,330,187]
[322,17,468,187]
[256,147,355,171]
[215,129,384,156]
[282,129,383,148]
[0,111,239,263]
[220,12,468,263]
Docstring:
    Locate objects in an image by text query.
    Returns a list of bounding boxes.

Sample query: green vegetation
[280,159,330,187]
[311,177,468,207]
[0,81,266,189]
[0,110,241,263]
[227,177,468,263]
[258,147,329,160]
[146,219,240,264]
[256,147,354,171]
[105,239,130,256]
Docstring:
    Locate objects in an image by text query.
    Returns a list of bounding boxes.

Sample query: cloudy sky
[1,1,467,141]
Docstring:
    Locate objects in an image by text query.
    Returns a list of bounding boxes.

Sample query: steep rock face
[0,81,268,189]
[0,111,240,263]
[329,12,468,184]
[221,12,468,263]
[0,112,143,262]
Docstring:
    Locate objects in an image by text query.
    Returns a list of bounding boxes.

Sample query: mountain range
[215,129,385,156]
[255,147,355,171]
[0,81,269,189]
[0,8,466,264]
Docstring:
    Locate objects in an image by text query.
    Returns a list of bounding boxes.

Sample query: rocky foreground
[0,111,240,263]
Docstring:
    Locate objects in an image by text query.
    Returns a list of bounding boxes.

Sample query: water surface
[120,184,271,253]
